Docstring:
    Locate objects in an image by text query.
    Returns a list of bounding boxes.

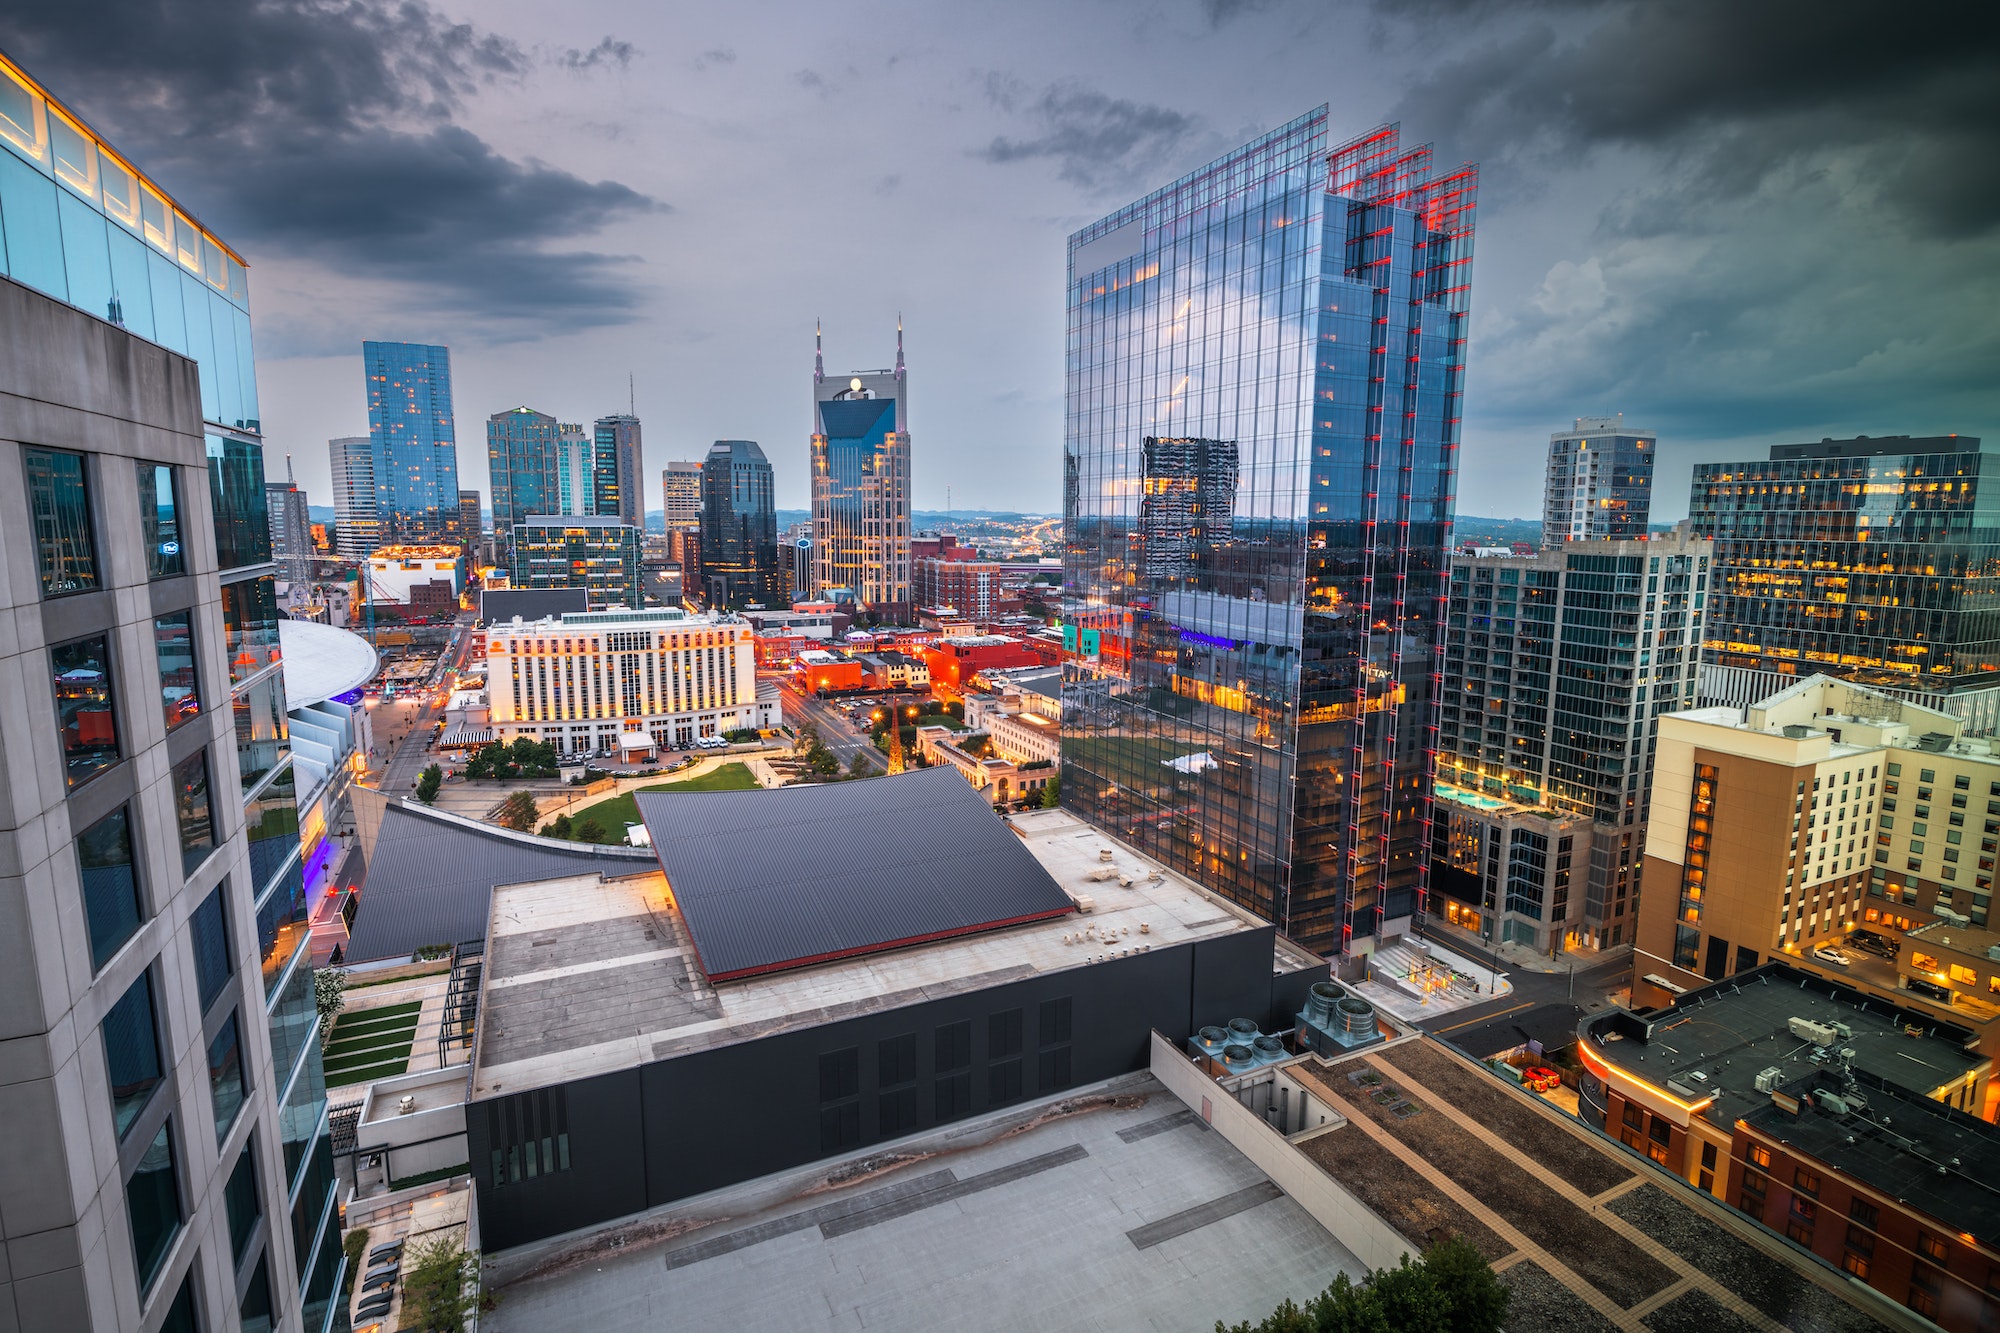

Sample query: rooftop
[1740,1069,2000,1242]
[517,514,640,528]
[470,805,1310,1099]
[481,1071,1362,1333]
[371,546,463,560]
[1582,964,1985,1127]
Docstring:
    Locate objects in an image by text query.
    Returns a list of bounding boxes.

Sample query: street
[1408,948,1632,1045]
[368,613,477,797]
[779,682,887,775]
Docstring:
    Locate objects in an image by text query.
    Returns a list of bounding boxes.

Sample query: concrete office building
[263,459,311,585]
[1433,529,1711,952]
[811,324,912,617]
[0,50,341,1332]
[328,435,377,559]
[360,341,459,543]
[1634,676,2000,1044]
[1541,416,1654,546]
[1579,965,1997,1330]
[1693,435,2000,732]
[458,775,1324,1251]
[700,439,784,608]
[592,413,643,528]
[1062,113,1477,959]
[508,517,644,612]
[661,460,702,531]
[485,607,775,754]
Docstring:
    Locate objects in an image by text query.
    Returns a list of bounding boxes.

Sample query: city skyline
[3,4,1986,521]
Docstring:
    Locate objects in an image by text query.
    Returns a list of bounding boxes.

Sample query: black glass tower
[1062,112,1478,960]
[700,439,785,607]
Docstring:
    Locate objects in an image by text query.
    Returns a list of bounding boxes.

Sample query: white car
[1812,946,1851,967]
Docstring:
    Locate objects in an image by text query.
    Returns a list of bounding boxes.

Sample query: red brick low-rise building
[922,635,1043,695]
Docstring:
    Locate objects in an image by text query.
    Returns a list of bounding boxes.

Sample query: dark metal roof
[344,803,654,963]
[480,587,588,623]
[635,767,1074,982]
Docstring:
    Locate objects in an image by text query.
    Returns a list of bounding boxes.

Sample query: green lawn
[323,1003,421,1087]
[555,762,760,842]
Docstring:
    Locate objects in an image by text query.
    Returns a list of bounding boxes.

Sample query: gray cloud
[0,0,662,329]
[557,37,639,73]
[693,47,738,70]
[977,80,1208,189]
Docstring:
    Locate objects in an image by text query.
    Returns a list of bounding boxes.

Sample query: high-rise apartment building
[593,413,643,528]
[1542,416,1654,546]
[1431,530,1711,952]
[486,406,560,536]
[554,421,594,516]
[1062,112,1477,959]
[487,608,777,754]
[361,341,459,542]
[0,50,341,1332]
[328,434,377,558]
[1633,675,2000,1042]
[264,459,313,584]
[662,460,703,531]
[700,439,784,608]
[1692,435,2000,731]
[509,516,644,610]
[811,325,911,617]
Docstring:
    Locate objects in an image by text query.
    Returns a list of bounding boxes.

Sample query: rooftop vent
[1917,733,1952,752]
[1753,1066,1785,1092]
[1783,725,1813,739]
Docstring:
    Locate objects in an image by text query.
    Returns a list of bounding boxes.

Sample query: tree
[574,816,607,844]
[399,1236,493,1333]
[416,763,443,804]
[1040,772,1062,808]
[847,752,873,778]
[495,790,539,832]
[539,813,575,840]
[1217,1238,1506,1333]
[313,969,346,1051]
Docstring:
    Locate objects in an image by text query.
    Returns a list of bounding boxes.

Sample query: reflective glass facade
[811,339,911,613]
[594,413,643,527]
[510,516,645,610]
[1692,436,1999,692]
[488,405,561,534]
[700,438,785,607]
[1542,417,1653,545]
[1061,113,1476,957]
[362,340,459,542]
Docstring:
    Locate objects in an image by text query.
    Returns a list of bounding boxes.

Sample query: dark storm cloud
[557,37,638,74]
[0,0,663,326]
[1392,0,2000,237]
[977,80,1207,190]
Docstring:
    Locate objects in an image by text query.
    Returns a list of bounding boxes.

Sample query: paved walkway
[1349,937,1512,1024]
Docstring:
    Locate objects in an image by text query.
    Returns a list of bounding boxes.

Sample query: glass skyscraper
[361,341,458,543]
[701,439,785,608]
[593,413,643,527]
[1692,434,2000,729]
[1062,112,1477,960]
[811,325,911,616]
[487,406,560,536]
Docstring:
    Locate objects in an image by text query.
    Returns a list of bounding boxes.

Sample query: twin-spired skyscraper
[1061,111,1478,961]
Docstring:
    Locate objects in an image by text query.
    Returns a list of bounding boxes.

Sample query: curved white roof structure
[279,619,378,709]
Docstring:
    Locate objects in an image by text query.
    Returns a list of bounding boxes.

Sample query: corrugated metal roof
[636,767,1074,982]
[344,803,654,963]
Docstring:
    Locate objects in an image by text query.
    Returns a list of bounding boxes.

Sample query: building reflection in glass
[1061,112,1477,962]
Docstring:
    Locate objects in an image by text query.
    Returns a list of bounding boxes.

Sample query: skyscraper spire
[895,313,904,378]
[814,318,824,383]
[285,453,294,484]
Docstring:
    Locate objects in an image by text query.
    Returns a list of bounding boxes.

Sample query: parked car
[1521,1065,1562,1093]
[1812,945,1852,966]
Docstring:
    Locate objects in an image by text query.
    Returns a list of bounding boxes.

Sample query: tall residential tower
[593,413,643,528]
[328,434,377,558]
[1541,416,1654,546]
[811,324,911,619]
[361,340,459,543]
[486,406,560,536]
[701,439,784,608]
[1061,113,1477,960]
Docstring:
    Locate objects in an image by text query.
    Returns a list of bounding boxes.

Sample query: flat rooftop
[469,807,1314,1099]
[1743,1071,2000,1240]
[1584,965,1984,1126]
[481,1073,1363,1333]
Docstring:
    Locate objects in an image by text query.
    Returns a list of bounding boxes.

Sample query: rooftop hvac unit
[1098,848,1113,862]
[1815,1091,1853,1116]
[1071,894,1096,914]
[1754,1066,1785,1093]
[1788,1016,1839,1047]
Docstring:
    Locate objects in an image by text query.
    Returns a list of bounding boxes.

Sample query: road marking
[1430,1000,1532,1035]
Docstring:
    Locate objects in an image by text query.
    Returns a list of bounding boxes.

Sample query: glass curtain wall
[1062,111,1476,958]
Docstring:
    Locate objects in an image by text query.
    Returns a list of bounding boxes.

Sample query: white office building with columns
[485,608,779,755]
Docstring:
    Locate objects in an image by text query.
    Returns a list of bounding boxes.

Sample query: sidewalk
[1422,918,1616,977]
[1349,937,1513,1024]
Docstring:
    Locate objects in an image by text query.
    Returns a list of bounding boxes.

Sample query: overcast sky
[4,1,1994,518]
